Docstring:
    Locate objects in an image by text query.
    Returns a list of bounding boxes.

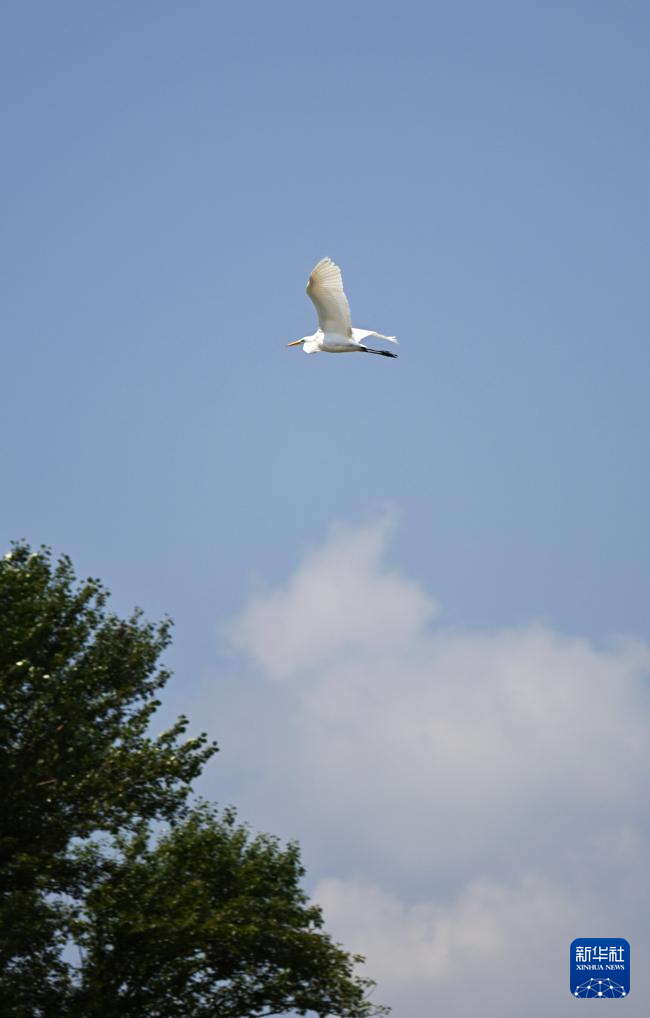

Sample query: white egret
[287,257,398,358]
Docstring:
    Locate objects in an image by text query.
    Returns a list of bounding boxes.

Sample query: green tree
[0,543,387,1017]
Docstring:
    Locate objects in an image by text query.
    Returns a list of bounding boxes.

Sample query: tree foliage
[0,543,387,1017]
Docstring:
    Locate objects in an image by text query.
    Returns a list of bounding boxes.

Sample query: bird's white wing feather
[306,257,352,337]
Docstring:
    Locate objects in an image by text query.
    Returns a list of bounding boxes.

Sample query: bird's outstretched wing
[306,257,352,337]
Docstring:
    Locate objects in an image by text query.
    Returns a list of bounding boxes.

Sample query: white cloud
[223,515,438,679]
[315,873,594,1018]
[205,517,650,1017]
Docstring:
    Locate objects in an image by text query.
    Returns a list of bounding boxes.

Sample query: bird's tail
[361,346,398,358]
[353,328,398,345]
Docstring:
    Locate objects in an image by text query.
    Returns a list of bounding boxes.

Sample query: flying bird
[287,257,398,358]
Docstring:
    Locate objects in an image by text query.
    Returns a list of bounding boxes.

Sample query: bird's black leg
[361,346,398,359]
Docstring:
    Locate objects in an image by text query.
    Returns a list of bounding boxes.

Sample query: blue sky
[2,3,650,1014]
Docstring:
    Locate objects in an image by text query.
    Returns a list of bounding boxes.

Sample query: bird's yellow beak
[286,339,303,347]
